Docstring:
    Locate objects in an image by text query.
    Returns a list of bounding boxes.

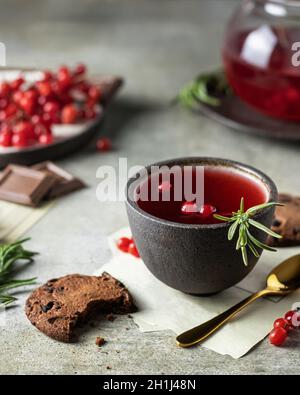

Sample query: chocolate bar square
[32,161,86,199]
[0,165,57,206]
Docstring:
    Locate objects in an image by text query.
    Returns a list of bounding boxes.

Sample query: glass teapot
[222,0,300,121]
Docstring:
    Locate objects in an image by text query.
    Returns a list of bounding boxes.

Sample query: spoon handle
[176,288,270,348]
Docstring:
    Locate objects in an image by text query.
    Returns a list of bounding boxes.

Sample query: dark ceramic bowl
[126,157,278,295]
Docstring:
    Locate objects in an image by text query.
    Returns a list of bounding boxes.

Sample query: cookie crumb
[106,366,112,370]
[106,313,116,322]
[95,336,106,347]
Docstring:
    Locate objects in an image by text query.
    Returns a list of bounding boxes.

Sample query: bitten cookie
[267,193,300,247]
[25,272,136,342]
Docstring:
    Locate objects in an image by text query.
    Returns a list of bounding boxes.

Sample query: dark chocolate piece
[25,272,136,343]
[32,161,86,199]
[0,164,56,206]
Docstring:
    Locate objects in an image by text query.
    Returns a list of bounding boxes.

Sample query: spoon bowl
[267,254,300,291]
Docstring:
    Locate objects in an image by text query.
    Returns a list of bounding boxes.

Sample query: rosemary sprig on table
[177,69,232,108]
[0,238,38,306]
[214,198,283,266]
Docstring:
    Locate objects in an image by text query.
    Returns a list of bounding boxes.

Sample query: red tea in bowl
[137,166,268,225]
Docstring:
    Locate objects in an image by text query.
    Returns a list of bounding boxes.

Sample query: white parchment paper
[0,200,54,243]
[98,228,300,358]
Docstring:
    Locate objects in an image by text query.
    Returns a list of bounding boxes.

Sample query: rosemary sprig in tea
[214,198,283,266]
[177,69,232,108]
[0,238,38,306]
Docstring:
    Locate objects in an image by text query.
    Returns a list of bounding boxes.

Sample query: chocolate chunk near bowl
[25,273,136,343]
[32,161,85,199]
[0,164,57,206]
[268,193,300,247]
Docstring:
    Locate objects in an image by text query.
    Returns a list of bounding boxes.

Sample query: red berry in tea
[199,204,217,218]
[181,201,197,215]
[158,181,172,193]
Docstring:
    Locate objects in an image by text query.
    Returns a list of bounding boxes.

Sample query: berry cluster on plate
[0,64,102,148]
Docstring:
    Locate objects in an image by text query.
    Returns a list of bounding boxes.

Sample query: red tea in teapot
[223,27,300,121]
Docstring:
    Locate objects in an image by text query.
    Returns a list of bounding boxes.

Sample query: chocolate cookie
[268,193,300,247]
[25,273,136,342]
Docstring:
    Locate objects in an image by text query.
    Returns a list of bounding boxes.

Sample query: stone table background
[0,0,300,374]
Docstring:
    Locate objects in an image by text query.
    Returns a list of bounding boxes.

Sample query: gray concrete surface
[0,0,300,375]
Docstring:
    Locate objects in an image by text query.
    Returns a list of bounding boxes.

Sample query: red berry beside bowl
[117,237,140,258]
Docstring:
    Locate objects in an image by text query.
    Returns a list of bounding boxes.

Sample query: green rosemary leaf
[246,230,277,252]
[177,70,231,109]
[176,82,199,108]
[241,246,248,266]
[0,239,38,306]
[196,78,221,107]
[239,197,244,213]
[248,218,283,238]
[228,220,239,241]
[246,202,284,216]
[216,197,283,265]
[0,278,36,292]
[0,242,37,275]
[213,214,235,222]
[236,224,247,250]
[0,294,16,306]
[247,238,260,258]
[241,224,247,247]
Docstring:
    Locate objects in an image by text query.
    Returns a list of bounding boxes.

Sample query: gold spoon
[177,254,300,348]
